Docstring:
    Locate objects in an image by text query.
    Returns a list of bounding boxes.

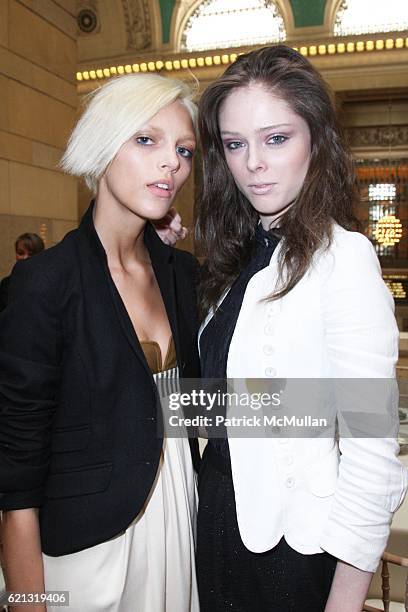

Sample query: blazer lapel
[78,205,184,377]
[107,223,182,378]
[144,224,182,367]
[77,204,157,378]
[106,272,153,379]
[198,286,230,354]
[197,238,284,353]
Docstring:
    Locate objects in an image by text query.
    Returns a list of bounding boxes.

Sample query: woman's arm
[324,561,372,612]
[318,231,407,603]
[2,509,46,612]
[0,257,62,608]
[0,259,62,509]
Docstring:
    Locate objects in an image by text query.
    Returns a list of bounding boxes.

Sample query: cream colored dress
[43,338,199,612]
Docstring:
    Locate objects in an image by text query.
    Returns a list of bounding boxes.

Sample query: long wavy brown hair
[196,45,359,319]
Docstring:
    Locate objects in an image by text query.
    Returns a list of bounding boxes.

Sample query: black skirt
[197,444,337,612]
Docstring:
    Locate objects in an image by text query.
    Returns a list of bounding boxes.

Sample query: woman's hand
[324,560,373,611]
[154,207,188,246]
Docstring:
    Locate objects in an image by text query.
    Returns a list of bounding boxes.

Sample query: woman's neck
[259,201,293,230]
[93,192,150,268]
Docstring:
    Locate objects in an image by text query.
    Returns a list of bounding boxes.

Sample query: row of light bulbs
[77,53,237,81]
[76,36,408,81]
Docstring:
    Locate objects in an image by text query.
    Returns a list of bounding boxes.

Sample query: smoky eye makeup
[135,135,154,145]
[176,145,195,159]
[266,134,289,145]
[222,140,245,151]
[133,124,163,141]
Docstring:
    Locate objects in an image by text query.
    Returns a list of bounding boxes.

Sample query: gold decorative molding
[121,0,151,50]
[76,34,408,81]
[77,51,237,80]
[345,125,408,149]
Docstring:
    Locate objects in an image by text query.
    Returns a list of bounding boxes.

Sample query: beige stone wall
[0,0,78,278]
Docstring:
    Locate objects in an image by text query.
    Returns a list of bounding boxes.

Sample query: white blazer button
[286,477,295,488]
[265,367,276,377]
[285,456,294,466]
[263,344,275,356]
[264,324,275,336]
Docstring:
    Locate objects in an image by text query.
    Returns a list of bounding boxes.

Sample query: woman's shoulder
[321,223,376,262]
[9,229,80,295]
[330,222,371,248]
[173,247,200,276]
[316,222,381,282]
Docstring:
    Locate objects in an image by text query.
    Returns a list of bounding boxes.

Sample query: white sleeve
[318,231,407,572]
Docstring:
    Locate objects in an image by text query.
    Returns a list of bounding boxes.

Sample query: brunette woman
[0,73,200,612]
[196,45,407,612]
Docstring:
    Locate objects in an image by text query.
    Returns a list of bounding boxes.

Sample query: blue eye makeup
[267,134,288,145]
[224,141,244,151]
[136,136,154,145]
[176,146,194,159]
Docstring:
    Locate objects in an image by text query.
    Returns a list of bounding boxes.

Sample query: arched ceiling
[76,0,408,98]
[77,0,329,64]
[77,0,162,64]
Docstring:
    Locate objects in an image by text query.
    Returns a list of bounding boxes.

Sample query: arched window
[181,0,286,52]
[334,0,408,36]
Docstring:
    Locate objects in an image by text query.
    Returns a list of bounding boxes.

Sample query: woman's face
[101,100,196,221]
[218,83,311,228]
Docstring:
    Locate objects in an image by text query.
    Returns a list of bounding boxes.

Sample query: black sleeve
[0,260,62,510]
[0,276,10,312]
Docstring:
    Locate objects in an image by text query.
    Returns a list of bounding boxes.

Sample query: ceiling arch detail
[121,0,152,49]
[170,0,295,51]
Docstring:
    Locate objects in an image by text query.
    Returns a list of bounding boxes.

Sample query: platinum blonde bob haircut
[61,73,197,193]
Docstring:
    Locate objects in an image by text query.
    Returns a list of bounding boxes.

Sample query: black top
[0,202,200,556]
[200,223,280,456]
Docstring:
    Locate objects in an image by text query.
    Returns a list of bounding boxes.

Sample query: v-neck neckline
[140,336,174,372]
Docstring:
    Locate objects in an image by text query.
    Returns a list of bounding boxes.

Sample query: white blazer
[199,224,407,572]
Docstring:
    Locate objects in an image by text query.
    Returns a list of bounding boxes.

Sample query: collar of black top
[255,221,281,248]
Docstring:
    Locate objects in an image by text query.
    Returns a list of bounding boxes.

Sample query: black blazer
[0,274,10,312]
[0,203,200,556]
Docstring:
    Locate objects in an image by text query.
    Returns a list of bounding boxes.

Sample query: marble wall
[0,0,78,278]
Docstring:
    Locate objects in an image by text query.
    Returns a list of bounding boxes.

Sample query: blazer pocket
[45,462,112,499]
[304,452,339,497]
[51,425,90,453]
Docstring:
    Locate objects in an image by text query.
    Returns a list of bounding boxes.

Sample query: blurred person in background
[0,233,45,312]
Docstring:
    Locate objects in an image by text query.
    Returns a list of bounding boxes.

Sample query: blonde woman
[0,74,200,612]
